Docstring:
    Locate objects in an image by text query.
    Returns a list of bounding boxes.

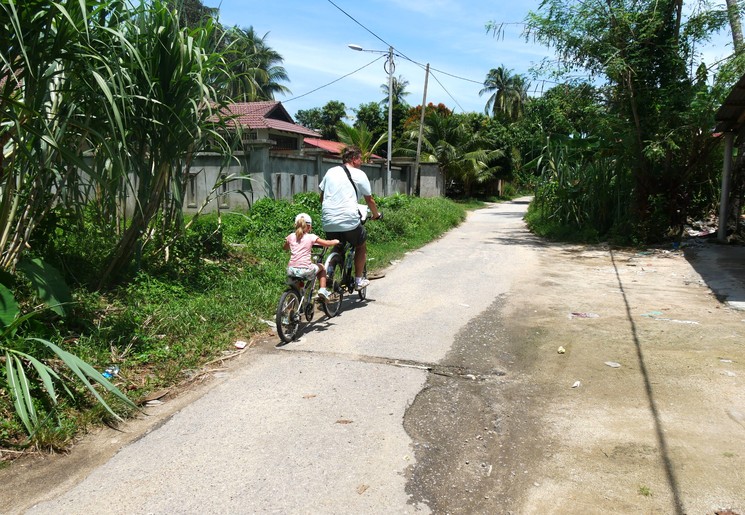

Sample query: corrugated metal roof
[218,101,320,137]
[715,74,745,133]
[304,138,346,154]
[302,138,384,160]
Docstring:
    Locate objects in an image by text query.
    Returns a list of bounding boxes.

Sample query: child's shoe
[317,287,331,301]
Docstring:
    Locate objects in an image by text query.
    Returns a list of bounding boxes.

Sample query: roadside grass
[0,194,474,452]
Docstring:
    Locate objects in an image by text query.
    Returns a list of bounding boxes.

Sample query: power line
[282,55,386,104]
[325,1,414,65]
[426,68,466,113]
[310,0,596,111]
[425,65,482,85]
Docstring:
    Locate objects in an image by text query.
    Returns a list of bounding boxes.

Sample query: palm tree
[508,75,531,121]
[219,26,291,102]
[336,122,387,163]
[381,75,410,106]
[480,66,514,118]
[479,66,530,122]
[401,112,504,197]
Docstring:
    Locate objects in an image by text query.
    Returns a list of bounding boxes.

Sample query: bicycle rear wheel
[276,289,301,343]
[321,254,343,317]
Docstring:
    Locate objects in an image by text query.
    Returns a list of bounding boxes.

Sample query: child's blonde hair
[294,218,308,242]
[294,213,312,242]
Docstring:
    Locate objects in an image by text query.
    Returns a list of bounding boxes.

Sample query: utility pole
[348,43,397,196]
[413,63,429,196]
[385,46,394,196]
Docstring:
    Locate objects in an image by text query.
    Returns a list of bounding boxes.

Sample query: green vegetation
[0,194,468,452]
[308,2,745,245]
[2,0,744,459]
[503,0,741,245]
[336,122,387,164]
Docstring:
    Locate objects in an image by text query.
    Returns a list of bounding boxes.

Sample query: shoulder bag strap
[341,165,358,197]
[341,165,362,220]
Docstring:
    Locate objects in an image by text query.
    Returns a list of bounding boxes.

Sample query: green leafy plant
[1,260,136,440]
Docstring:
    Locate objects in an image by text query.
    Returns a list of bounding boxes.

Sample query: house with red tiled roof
[220,101,320,151]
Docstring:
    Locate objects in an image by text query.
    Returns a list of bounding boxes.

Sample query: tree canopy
[295,101,348,140]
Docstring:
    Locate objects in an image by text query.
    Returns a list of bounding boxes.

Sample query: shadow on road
[610,249,685,515]
[683,241,745,308]
[274,297,372,347]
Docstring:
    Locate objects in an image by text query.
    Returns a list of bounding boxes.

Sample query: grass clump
[638,485,653,497]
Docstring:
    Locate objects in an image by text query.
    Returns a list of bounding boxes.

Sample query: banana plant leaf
[3,338,138,437]
[16,259,72,317]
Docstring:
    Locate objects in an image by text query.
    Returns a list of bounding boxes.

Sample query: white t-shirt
[319,165,372,232]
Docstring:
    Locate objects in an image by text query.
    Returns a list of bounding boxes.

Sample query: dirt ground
[491,240,745,514]
[1,238,744,514]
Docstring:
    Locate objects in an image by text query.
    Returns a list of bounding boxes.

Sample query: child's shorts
[287,264,319,280]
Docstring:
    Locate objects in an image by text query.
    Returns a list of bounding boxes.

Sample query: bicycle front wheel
[321,254,344,318]
[276,289,301,343]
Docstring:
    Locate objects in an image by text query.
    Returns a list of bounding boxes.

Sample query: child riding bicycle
[283,213,339,301]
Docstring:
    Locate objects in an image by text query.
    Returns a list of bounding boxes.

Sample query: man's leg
[354,243,366,278]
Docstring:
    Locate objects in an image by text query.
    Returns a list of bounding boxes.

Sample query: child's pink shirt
[286,233,319,268]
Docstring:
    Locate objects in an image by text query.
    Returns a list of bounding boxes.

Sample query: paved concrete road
[28,199,537,514]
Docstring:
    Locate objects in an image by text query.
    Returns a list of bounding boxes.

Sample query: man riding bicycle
[319,146,382,291]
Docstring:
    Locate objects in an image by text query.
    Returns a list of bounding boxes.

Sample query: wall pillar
[718,131,735,242]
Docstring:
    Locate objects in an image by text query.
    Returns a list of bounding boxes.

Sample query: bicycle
[322,209,381,317]
[276,245,335,343]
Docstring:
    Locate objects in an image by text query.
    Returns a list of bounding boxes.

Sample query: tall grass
[526,138,632,243]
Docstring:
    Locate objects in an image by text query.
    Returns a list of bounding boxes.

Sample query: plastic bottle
[102,365,119,379]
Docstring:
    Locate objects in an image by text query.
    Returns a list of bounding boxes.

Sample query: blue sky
[213,0,733,120]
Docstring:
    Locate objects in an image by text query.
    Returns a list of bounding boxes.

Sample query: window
[303,175,308,193]
[290,175,296,197]
[240,131,258,145]
[272,135,297,151]
[275,174,281,199]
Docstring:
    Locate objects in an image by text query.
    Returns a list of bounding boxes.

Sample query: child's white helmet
[295,213,312,225]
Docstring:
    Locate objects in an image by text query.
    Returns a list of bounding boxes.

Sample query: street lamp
[348,43,394,196]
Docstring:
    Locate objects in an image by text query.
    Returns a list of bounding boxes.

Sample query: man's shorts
[287,264,319,280]
[326,223,367,248]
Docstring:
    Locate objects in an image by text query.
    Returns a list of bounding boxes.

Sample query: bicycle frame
[323,238,368,318]
[276,245,329,343]
[325,244,350,289]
